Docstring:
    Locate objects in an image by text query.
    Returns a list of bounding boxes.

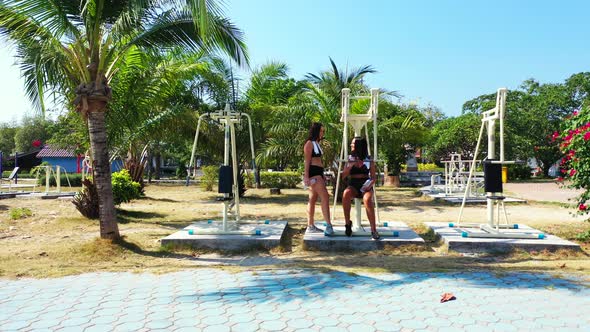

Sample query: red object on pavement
[440,292,456,303]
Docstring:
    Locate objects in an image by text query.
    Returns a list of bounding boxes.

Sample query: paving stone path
[1,269,589,331]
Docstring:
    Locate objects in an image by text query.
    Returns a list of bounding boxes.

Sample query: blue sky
[1,0,589,124]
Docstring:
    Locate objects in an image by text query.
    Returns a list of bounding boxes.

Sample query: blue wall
[42,157,80,173]
[41,157,124,173]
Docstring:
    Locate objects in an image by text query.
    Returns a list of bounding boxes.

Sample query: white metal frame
[330,88,398,237]
[187,104,261,235]
[454,88,544,239]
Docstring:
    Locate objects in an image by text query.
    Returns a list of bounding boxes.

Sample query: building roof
[36,146,76,158]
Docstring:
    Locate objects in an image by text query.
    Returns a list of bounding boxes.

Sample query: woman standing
[303,122,334,236]
[342,137,379,239]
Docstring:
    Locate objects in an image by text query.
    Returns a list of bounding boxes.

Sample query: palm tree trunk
[87,108,120,239]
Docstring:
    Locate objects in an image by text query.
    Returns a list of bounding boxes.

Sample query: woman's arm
[303,140,312,185]
[342,156,356,178]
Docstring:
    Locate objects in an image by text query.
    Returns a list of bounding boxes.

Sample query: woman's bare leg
[342,188,356,224]
[315,177,332,225]
[363,190,376,232]
[307,189,318,226]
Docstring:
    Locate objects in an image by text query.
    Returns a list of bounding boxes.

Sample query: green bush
[201,166,218,191]
[9,207,32,220]
[38,173,83,187]
[509,164,532,180]
[2,170,34,178]
[245,171,301,189]
[111,169,142,205]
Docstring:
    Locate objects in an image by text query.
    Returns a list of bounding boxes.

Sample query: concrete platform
[419,185,526,204]
[0,193,16,199]
[161,220,288,251]
[303,221,424,251]
[426,222,581,253]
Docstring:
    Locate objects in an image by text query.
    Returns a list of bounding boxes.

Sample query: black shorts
[309,165,324,178]
[347,178,369,198]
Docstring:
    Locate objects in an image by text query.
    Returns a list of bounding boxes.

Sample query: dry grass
[0,183,589,279]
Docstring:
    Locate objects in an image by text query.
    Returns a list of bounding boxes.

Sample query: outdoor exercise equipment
[453,88,544,239]
[33,165,73,194]
[431,154,484,197]
[330,88,398,237]
[187,104,261,235]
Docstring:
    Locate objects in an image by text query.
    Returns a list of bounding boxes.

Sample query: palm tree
[0,0,248,239]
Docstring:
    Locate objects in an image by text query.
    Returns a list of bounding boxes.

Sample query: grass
[0,183,589,279]
[8,207,32,220]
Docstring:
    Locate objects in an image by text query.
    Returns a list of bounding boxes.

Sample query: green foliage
[9,207,32,220]
[508,164,532,180]
[575,229,590,242]
[72,179,99,219]
[2,170,34,178]
[0,123,16,154]
[426,113,481,162]
[111,170,142,205]
[37,173,83,187]
[379,102,429,175]
[244,171,301,189]
[200,165,218,191]
[558,106,590,220]
[14,116,53,153]
[418,163,442,172]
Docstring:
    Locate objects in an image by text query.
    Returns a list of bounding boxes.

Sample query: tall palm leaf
[0,0,248,239]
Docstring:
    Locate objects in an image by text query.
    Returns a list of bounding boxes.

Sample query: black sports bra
[350,157,370,176]
[311,141,323,157]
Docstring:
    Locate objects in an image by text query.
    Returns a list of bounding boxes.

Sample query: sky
[1,0,589,124]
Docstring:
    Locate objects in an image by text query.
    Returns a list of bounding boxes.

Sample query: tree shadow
[117,208,167,224]
[140,196,178,203]
[174,267,587,307]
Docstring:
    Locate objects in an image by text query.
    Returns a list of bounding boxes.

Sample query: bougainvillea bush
[557,106,590,224]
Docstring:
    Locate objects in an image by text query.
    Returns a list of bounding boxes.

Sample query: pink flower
[556,176,564,182]
[561,168,568,174]
[584,132,590,141]
[31,140,42,148]
[569,169,576,177]
[579,204,587,211]
[572,110,579,116]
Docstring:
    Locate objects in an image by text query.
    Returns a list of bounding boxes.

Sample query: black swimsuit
[308,141,324,178]
[348,157,370,198]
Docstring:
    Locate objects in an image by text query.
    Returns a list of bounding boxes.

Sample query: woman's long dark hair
[352,137,369,160]
[307,122,323,141]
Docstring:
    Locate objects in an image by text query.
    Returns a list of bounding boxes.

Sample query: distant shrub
[38,173,83,187]
[418,163,443,171]
[245,171,300,189]
[509,164,532,180]
[9,207,32,220]
[200,166,218,191]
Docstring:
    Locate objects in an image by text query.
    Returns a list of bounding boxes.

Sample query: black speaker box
[483,160,502,193]
[218,166,233,193]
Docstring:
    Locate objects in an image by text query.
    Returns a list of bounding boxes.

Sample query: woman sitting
[342,137,379,240]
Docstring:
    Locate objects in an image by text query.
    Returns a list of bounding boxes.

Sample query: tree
[0,122,16,155]
[426,113,482,163]
[0,0,247,239]
[14,116,52,153]
[378,102,428,175]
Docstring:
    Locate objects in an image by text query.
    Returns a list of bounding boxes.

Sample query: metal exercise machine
[330,88,399,237]
[187,104,263,235]
[452,88,544,239]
